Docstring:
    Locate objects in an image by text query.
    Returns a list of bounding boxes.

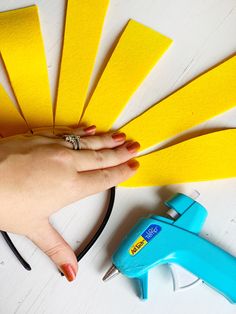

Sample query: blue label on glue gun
[129,224,161,256]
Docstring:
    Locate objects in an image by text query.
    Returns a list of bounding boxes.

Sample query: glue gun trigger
[136,272,149,300]
[169,264,202,291]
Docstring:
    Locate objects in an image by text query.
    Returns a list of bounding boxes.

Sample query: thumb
[29,221,78,282]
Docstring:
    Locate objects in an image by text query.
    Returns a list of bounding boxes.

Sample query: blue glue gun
[103,192,236,303]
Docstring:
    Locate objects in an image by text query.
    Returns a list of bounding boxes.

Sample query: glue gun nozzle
[102,264,120,282]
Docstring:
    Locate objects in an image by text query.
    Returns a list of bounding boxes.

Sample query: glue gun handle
[174,233,236,303]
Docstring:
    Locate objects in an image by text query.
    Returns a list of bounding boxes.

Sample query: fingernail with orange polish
[112,132,126,142]
[126,141,141,153]
[84,125,96,134]
[128,159,140,170]
[60,263,76,282]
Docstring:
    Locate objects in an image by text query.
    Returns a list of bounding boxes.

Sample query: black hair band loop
[1,186,116,274]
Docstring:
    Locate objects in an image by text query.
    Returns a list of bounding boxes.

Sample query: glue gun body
[110,194,236,302]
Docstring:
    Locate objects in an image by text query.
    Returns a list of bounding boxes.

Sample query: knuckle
[30,144,47,156]
[114,146,126,161]
[102,134,110,145]
[111,153,123,166]
[101,169,111,187]
[79,138,89,149]
[51,146,73,163]
[43,242,65,257]
[118,164,129,179]
[94,150,104,167]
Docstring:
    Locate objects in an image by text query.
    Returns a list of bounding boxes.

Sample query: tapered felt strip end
[80,19,172,131]
[0,5,53,129]
[119,129,236,187]
[120,55,236,150]
[55,0,110,127]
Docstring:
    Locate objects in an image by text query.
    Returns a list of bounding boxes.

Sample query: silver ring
[62,134,81,150]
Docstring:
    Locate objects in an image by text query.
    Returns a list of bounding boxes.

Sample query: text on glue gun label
[129,224,162,256]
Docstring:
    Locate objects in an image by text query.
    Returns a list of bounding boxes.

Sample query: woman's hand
[0,126,140,281]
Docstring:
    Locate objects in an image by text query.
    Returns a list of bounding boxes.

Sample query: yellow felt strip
[0,84,28,137]
[0,6,52,129]
[120,129,236,187]
[80,20,172,131]
[120,56,236,151]
[55,0,109,127]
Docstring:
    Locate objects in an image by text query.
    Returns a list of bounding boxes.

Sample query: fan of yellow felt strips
[0,1,236,187]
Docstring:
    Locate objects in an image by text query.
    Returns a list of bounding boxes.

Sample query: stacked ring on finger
[62,134,81,150]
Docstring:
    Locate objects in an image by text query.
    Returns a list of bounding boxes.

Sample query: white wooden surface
[0,0,236,313]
